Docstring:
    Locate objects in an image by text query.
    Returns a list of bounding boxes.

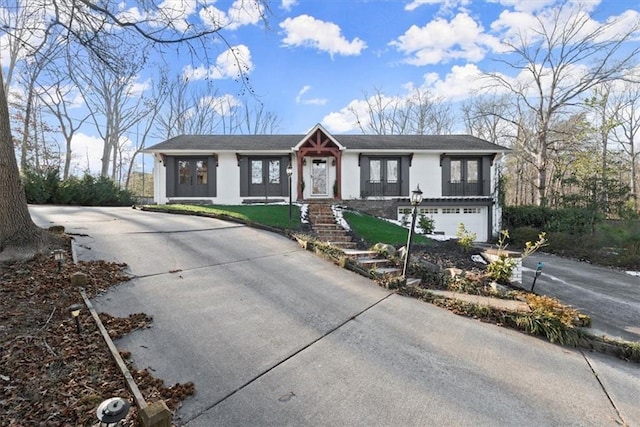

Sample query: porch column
[335,151,342,199]
[296,152,304,201]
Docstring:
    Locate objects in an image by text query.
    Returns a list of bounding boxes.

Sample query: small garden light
[68,303,83,334]
[531,261,543,293]
[96,397,130,426]
[402,185,423,278]
[53,249,65,272]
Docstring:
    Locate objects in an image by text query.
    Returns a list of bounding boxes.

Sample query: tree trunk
[0,71,61,261]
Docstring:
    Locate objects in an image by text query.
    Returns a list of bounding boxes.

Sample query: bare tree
[37,70,91,179]
[483,2,640,205]
[0,0,270,261]
[350,87,454,135]
[610,79,640,210]
[157,74,279,137]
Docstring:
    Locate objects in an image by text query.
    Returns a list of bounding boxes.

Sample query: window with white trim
[442,208,460,214]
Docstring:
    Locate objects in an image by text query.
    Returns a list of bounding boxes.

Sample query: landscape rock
[374,242,397,257]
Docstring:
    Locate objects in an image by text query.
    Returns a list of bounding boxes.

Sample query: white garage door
[398,206,488,242]
[434,206,487,242]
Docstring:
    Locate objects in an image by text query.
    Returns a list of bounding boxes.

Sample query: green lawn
[154,203,429,246]
[342,210,431,246]
[157,204,301,229]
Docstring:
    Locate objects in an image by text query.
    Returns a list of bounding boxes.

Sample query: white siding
[409,154,441,197]
[341,152,360,199]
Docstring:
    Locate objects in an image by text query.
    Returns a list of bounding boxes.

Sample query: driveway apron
[30,206,640,426]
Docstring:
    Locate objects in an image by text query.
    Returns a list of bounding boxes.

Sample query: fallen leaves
[0,250,194,426]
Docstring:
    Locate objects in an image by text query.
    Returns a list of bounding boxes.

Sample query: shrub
[417,214,435,234]
[503,205,602,234]
[25,172,134,206]
[486,230,547,284]
[456,223,476,251]
[23,169,60,204]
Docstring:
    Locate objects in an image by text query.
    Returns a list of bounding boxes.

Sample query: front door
[176,158,209,197]
[311,159,328,196]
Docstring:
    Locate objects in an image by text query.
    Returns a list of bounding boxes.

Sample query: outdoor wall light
[68,303,83,335]
[402,185,423,278]
[96,397,130,426]
[53,249,65,272]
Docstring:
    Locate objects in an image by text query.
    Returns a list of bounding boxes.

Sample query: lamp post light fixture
[96,397,130,426]
[402,185,423,278]
[53,249,65,272]
[286,163,293,221]
[68,303,83,334]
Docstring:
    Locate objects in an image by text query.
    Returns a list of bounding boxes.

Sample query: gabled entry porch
[294,124,344,201]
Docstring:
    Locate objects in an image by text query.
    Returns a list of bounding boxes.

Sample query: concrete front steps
[308,202,421,286]
[308,202,357,250]
[342,249,421,287]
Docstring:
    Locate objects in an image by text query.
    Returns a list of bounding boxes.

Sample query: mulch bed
[0,247,193,426]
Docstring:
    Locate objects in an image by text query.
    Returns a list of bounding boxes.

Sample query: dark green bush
[23,169,60,204]
[24,172,134,206]
[503,206,553,230]
[503,206,602,234]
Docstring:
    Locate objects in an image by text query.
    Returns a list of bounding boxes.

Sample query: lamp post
[53,249,65,273]
[68,303,83,334]
[402,185,423,278]
[286,163,293,221]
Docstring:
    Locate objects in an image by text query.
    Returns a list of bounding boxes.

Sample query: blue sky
[172,0,640,134]
[4,0,640,176]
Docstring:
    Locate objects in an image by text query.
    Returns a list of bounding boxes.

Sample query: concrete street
[30,206,640,426]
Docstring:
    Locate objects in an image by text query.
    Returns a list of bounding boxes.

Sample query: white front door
[311,159,329,196]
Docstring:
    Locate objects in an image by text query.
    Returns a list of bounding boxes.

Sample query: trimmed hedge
[503,205,602,234]
[24,170,134,206]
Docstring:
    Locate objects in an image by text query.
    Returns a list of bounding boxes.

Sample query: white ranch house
[144,124,509,242]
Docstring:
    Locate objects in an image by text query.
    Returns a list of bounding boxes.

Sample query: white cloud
[280,15,367,57]
[200,0,264,30]
[405,0,470,12]
[281,0,298,11]
[295,85,328,105]
[390,13,499,65]
[68,133,108,176]
[127,77,152,97]
[491,0,586,14]
[183,44,253,80]
[420,64,486,99]
[489,1,636,51]
[119,0,198,32]
[322,106,361,133]
[226,0,265,30]
[199,93,242,115]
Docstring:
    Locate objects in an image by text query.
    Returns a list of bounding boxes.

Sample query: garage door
[434,206,487,242]
[398,206,487,242]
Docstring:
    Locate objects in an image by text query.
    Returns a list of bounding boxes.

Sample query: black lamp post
[402,185,423,278]
[68,303,83,334]
[53,249,65,273]
[286,163,293,220]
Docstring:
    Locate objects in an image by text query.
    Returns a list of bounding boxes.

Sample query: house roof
[144,134,509,153]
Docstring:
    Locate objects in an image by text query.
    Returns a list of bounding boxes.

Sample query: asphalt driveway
[30,206,640,426]
[522,253,640,343]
